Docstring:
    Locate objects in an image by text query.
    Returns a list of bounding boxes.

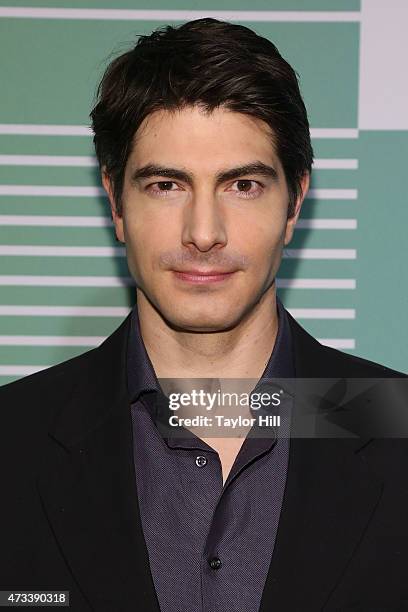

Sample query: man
[0,17,407,612]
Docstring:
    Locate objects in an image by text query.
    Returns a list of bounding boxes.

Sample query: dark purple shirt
[127,297,294,612]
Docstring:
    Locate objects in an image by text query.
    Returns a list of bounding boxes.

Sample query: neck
[135,287,279,381]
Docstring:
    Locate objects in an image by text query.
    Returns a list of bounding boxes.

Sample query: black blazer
[1,309,407,612]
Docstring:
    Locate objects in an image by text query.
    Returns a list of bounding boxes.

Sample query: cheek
[123,209,175,272]
[235,213,286,258]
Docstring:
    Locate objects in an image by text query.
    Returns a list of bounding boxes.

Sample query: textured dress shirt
[127,296,295,612]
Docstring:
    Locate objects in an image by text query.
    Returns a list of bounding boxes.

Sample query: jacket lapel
[259,311,384,611]
[36,313,160,611]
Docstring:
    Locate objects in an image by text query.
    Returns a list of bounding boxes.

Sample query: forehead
[129,105,282,170]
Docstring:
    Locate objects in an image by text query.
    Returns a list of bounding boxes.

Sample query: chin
[160,305,240,333]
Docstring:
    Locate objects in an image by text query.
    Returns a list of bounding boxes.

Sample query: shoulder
[0,347,98,438]
[0,312,130,448]
[0,345,98,396]
[321,343,406,378]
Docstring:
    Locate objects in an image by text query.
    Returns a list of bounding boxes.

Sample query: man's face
[103,105,308,331]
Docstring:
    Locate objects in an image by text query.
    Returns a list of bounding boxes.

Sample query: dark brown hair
[90,17,313,218]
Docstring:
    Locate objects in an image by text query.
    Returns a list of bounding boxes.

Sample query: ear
[284,172,310,246]
[101,168,125,243]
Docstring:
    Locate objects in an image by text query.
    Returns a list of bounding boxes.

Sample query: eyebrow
[130,161,278,188]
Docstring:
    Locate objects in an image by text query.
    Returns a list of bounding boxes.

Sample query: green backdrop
[0,0,407,384]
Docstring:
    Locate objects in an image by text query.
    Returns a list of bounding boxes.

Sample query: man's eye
[147,181,178,194]
[230,180,263,198]
[145,179,264,198]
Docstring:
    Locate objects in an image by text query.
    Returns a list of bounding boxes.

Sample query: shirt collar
[126,295,294,405]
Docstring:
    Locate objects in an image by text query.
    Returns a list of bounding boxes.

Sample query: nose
[181,191,227,253]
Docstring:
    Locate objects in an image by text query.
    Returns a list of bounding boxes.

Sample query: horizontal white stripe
[0,305,129,316]
[0,335,105,346]
[0,216,356,230]
[0,365,48,376]
[0,308,355,346]
[0,124,359,139]
[0,8,361,22]
[0,275,132,286]
[0,185,104,197]
[0,246,356,259]
[313,159,358,169]
[0,155,358,170]
[284,249,356,259]
[0,343,356,375]
[306,189,358,200]
[318,338,356,349]
[0,246,125,256]
[288,308,355,319]
[0,276,356,289]
[0,124,91,136]
[310,128,359,139]
[276,278,356,289]
[0,245,357,259]
[296,219,357,229]
[0,185,357,199]
[0,306,356,322]
[0,215,112,227]
[0,155,97,167]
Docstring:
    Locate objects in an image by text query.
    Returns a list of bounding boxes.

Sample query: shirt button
[208,557,222,570]
[195,455,207,467]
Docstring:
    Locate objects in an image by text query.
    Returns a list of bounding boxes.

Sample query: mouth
[172,269,237,284]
